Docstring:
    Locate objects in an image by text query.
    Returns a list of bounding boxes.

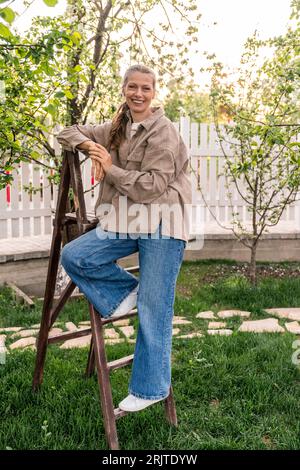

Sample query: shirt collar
[125,106,164,131]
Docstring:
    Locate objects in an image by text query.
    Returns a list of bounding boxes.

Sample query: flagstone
[207,329,233,336]
[23,345,36,351]
[196,311,216,319]
[11,329,39,339]
[0,327,22,333]
[208,321,227,329]
[78,321,91,325]
[10,337,36,349]
[285,321,300,334]
[172,328,180,336]
[60,335,92,349]
[48,328,63,338]
[105,338,125,345]
[112,319,130,326]
[104,328,119,339]
[31,322,62,328]
[119,326,134,338]
[177,332,203,339]
[264,308,300,321]
[217,310,251,319]
[65,322,78,331]
[238,318,285,333]
[172,318,192,325]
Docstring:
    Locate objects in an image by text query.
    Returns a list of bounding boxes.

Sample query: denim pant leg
[60,225,139,317]
[128,226,186,399]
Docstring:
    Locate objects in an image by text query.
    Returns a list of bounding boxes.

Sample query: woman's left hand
[89,143,113,174]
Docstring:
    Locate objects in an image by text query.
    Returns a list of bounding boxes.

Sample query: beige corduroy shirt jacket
[57,107,192,243]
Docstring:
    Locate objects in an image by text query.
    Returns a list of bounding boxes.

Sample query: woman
[57,64,192,412]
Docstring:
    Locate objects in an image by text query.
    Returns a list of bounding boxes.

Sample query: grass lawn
[0,259,299,450]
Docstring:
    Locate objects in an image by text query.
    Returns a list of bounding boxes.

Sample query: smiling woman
[56,63,192,415]
[123,71,156,121]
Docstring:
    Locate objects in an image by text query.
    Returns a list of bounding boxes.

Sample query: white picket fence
[1,118,299,239]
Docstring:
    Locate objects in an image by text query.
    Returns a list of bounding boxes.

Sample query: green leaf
[72,65,82,72]
[54,91,65,99]
[43,103,56,116]
[288,142,300,148]
[0,22,12,38]
[0,7,15,24]
[43,0,58,6]
[31,150,41,159]
[71,31,81,45]
[64,89,75,99]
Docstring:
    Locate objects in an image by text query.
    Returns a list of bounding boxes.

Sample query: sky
[197,0,292,66]
[12,0,293,88]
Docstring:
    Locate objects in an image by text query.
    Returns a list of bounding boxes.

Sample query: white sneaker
[118,394,166,412]
[110,285,139,319]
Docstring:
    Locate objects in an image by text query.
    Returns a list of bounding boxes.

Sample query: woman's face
[123,71,155,117]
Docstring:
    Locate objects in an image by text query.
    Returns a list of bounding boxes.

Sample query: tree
[0,0,201,191]
[0,16,83,188]
[0,0,59,38]
[163,77,214,123]
[0,0,61,188]
[207,3,300,285]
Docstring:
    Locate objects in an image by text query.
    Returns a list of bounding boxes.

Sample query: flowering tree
[0,0,201,189]
[208,1,300,285]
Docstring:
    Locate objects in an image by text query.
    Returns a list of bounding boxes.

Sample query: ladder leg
[164,385,178,427]
[85,338,95,378]
[89,303,119,450]
[32,157,71,390]
[32,224,62,390]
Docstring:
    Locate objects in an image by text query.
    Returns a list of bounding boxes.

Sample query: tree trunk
[249,243,257,286]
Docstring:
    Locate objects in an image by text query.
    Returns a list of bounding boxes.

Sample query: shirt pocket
[125,147,145,170]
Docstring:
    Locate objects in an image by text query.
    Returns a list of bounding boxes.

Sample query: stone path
[0,307,299,353]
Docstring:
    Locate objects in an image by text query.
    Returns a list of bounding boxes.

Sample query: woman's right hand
[85,141,105,182]
[92,157,104,182]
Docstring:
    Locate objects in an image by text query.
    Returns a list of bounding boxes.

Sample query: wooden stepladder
[32,150,178,450]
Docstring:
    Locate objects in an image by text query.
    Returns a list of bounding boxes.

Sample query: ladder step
[48,328,91,344]
[101,308,138,325]
[64,211,98,223]
[107,354,134,371]
[48,308,138,343]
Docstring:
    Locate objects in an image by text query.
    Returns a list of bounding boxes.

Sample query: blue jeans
[60,222,186,400]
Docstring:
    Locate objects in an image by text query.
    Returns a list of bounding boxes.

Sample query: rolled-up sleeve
[105,123,181,204]
[56,121,112,152]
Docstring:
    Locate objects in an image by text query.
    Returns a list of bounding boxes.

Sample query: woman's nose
[134,88,143,96]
